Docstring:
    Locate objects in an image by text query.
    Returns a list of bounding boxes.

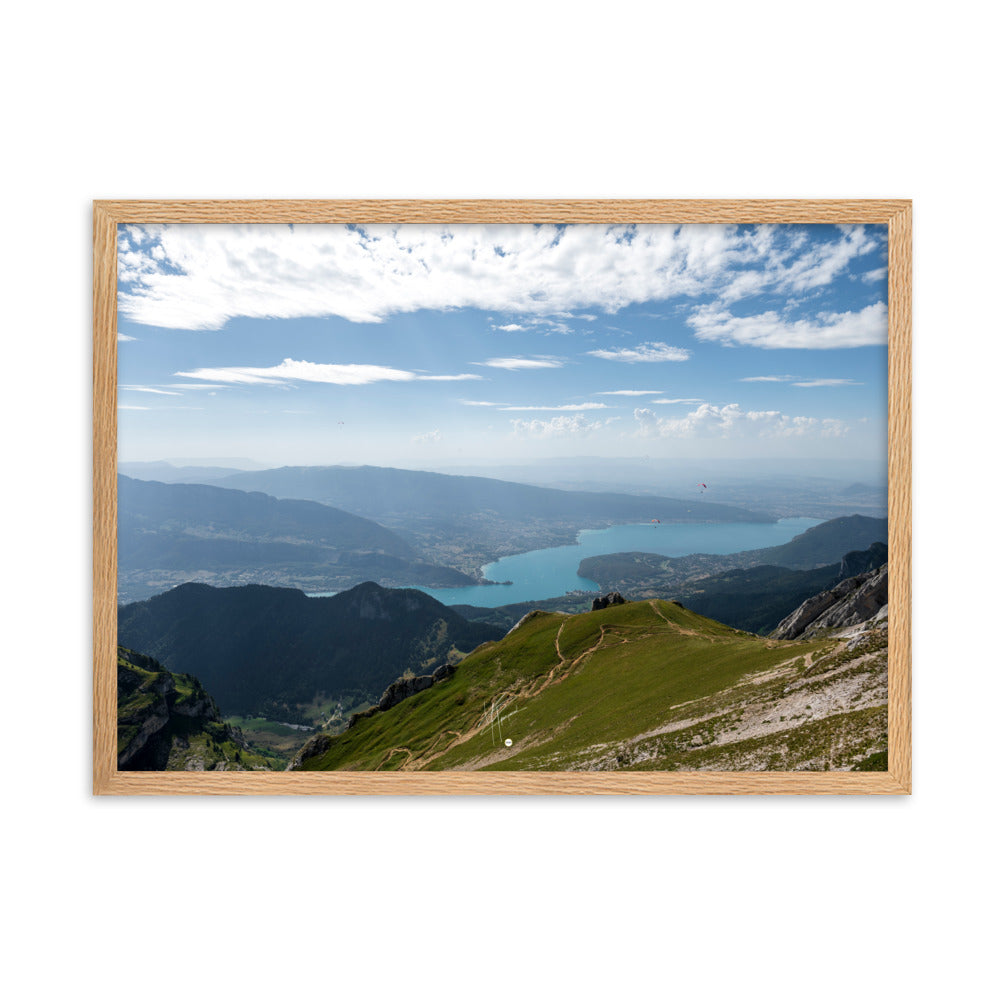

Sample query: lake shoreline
[413,517,823,609]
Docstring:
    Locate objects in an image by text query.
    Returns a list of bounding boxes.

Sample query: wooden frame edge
[97,770,910,796]
[93,200,912,796]
[93,203,118,795]
[94,199,911,225]
[886,203,912,794]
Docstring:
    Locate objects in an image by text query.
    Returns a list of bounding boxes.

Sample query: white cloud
[172,359,481,388]
[586,342,690,363]
[595,389,663,396]
[634,404,848,439]
[537,318,573,335]
[474,357,564,370]
[739,375,796,383]
[413,429,442,444]
[115,223,888,331]
[792,378,862,387]
[174,358,419,386]
[718,224,883,303]
[498,403,609,412]
[860,266,888,283]
[120,386,182,395]
[164,383,232,390]
[511,414,619,437]
[117,333,137,342]
[459,399,499,406]
[688,301,888,349]
[650,397,704,404]
[493,317,575,335]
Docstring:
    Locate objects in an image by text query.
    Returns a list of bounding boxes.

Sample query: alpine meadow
[111,217,894,778]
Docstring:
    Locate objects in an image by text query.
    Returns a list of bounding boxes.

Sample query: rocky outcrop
[771,564,888,640]
[347,663,458,728]
[117,650,179,768]
[286,732,335,770]
[346,705,381,728]
[591,591,627,611]
[378,674,436,711]
[117,646,270,770]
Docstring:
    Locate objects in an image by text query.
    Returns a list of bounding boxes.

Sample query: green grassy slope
[292,599,889,772]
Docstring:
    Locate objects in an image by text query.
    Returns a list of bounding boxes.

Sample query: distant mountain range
[117,474,477,602]
[207,464,772,524]
[119,463,774,585]
[123,459,887,520]
[119,460,253,482]
[117,582,504,725]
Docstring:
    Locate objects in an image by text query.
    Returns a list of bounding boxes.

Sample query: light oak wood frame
[94,200,911,795]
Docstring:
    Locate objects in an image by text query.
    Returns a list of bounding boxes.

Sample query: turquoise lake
[412,517,822,608]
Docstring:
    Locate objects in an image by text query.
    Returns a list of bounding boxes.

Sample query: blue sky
[116,223,889,471]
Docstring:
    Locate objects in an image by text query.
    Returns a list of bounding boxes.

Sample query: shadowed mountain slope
[118,582,503,725]
[118,646,279,771]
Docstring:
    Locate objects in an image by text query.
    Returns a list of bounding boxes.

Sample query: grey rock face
[377,674,436,711]
[346,662,459,729]
[771,564,888,640]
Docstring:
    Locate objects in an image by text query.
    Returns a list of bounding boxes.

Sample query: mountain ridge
[290,591,889,773]
[210,464,774,524]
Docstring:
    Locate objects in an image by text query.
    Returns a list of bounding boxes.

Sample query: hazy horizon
[120,452,888,481]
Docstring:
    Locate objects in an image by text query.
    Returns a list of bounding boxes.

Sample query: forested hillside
[118,582,503,726]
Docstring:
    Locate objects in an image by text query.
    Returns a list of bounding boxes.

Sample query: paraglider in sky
[697,482,708,493]
[651,518,660,524]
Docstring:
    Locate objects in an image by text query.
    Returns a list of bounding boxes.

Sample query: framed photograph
[94,200,911,794]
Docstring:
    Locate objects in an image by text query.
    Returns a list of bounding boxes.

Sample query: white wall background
[2,3,995,996]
